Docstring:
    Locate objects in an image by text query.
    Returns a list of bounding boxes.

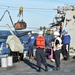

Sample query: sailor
[35,31,48,72]
[53,31,62,70]
[26,32,35,61]
[56,23,62,36]
[61,30,71,60]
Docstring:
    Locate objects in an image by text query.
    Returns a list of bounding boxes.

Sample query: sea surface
[0,30,54,54]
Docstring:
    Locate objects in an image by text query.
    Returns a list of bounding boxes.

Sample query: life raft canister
[36,36,45,48]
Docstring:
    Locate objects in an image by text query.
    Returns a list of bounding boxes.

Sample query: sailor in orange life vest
[53,31,62,71]
[34,31,48,72]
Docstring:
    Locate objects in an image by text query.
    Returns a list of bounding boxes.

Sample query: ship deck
[0,56,75,75]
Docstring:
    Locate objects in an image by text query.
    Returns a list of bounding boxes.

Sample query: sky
[0,0,75,30]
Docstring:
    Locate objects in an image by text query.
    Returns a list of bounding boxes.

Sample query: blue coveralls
[62,34,71,59]
[28,36,35,58]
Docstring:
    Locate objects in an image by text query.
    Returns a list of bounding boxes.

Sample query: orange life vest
[35,36,45,48]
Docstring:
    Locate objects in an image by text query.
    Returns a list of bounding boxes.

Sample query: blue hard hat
[62,30,67,33]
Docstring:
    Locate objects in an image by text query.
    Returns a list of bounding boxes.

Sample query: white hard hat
[38,31,43,35]
[54,31,60,36]
[28,32,31,35]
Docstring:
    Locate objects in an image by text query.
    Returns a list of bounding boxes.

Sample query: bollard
[7,56,13,66]
[24,51,28,58]
[1,55,8,68]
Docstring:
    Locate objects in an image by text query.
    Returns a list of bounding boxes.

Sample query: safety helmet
[38,31,43,35]
[28,32,31,35]
[62,30,67,33]
[54,31,60,36]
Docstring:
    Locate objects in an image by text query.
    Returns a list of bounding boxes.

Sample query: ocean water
[0,30,54,54]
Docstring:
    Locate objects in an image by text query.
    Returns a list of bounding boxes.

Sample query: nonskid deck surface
[0,57,75,75]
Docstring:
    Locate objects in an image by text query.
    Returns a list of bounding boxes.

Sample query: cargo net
[14,21,27,30]
[14,6,27,30]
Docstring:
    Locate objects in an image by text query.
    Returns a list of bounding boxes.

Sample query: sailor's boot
[36,67,41,72]
[45,66,48,72]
